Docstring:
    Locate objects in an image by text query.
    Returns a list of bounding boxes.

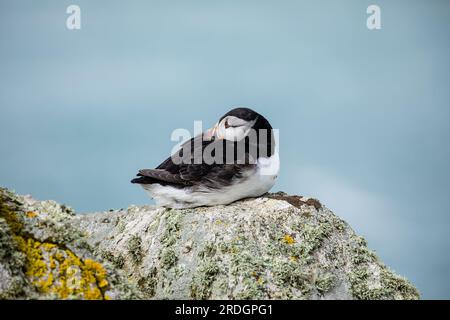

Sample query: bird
[131,107,279,208]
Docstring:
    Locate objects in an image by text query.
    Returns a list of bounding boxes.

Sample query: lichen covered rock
[0,188,419,300]
[0,188,139,299]
[75,192,419,300]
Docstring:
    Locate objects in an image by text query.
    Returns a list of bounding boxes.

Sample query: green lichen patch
[272,259,313,298]
[158,209,183,269]
[348,235,420,300]
[296,222,333,262]
[198,240,217,258]
[137,267,158,298]
[349,263,419,300]
[228,237,270,299]
[0,190,25,234]
[99,250,126,269]
[189,241,226,299]
[159,248,177,268]
[145,209,185,297]
[127,235,144,265]
[190,257,220,299]
[0,219,28,299]
[160,210,182,247]
[315,273,336,295]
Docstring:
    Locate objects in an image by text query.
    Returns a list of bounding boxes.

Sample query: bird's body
[131,108,279,208]
[141,151,279,208]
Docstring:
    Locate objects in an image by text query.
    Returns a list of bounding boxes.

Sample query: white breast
[142,151,280,208]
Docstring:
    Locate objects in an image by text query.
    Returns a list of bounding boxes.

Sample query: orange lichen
[26,211,38,218]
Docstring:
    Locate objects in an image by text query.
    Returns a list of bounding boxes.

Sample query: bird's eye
[224,119,230,129]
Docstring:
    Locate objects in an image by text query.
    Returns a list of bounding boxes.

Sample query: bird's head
[205,107,272,142]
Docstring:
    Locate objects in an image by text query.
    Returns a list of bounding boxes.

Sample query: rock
[0,188,419,300]
[0,188,140,299]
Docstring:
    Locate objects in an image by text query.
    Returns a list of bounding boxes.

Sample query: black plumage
[131,108,274,190]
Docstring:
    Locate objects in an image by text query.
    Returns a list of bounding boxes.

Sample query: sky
[1,0,449,299]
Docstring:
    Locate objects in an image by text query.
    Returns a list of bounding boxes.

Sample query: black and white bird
[131,107,279,208]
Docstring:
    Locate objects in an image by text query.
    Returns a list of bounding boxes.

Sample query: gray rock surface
[1,187,419,300]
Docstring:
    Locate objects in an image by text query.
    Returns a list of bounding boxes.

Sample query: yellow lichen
[26,211,38,218]
[14,235,110,300]
[282,234,296,245]
[38,273,54,292]
[1,190,116,300]
[49,255,57,269]
[98,279,109,288]
[84,259,109,290]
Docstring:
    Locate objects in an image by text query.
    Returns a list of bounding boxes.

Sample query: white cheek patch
[225,127,247,141]
[221,117,257,141]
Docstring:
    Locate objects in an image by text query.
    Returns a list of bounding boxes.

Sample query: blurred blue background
[1,0,449,299]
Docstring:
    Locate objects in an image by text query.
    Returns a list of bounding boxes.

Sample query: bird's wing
[133,134,250,186]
